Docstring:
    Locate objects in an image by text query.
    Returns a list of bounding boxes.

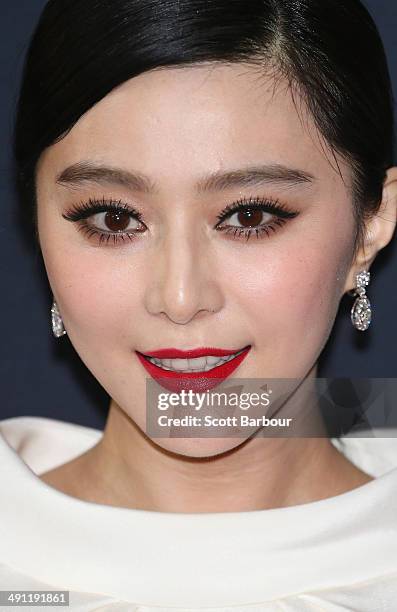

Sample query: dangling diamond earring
[51,299,67,338]
[350,271,372,331]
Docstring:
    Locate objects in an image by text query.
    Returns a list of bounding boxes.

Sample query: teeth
[146,350,244,373]
[207,356,222,365]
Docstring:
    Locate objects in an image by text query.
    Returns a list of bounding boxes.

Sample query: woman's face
[36,63,356,456]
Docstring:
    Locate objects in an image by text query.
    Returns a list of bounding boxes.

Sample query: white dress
[0,415,396,611]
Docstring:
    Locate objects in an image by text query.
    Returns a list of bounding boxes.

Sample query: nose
[144,228,224,325]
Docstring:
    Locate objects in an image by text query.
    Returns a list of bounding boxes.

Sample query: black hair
[13,0,395,257]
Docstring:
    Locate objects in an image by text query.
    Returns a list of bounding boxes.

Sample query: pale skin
[35,63,397,512]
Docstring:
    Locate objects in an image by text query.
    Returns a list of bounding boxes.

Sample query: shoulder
[0,562,119,608]
[0,415,102,475]
[286,571,397,611]
[332,427,397,478]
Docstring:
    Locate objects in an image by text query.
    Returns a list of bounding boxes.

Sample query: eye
[62,194,300,248]
[214,196,299,242]
[62,197,147,246]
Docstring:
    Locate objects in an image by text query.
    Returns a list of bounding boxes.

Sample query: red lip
[135,345,251,392]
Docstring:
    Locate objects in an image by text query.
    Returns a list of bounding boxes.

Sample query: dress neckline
[1,415,397,607]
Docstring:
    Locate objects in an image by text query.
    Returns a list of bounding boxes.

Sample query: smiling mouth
[136,346,251,392]
[142,349,246,373]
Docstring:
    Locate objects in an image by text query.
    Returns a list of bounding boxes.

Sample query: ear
[343,166,397,294]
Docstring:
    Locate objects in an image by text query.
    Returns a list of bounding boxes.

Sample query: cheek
[39,227,146,350]
[217,217,353,375]
[222,245,339,327]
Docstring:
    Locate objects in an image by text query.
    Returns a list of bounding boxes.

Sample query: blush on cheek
[234,235,350,379]
[279,250,349,374]
[44,252,121,339]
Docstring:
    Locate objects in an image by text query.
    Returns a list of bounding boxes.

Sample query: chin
[151,436,249,459]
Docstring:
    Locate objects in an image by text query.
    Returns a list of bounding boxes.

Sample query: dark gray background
[1,1,396,430]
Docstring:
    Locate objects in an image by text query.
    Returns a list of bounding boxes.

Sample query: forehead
[37,62,351,192]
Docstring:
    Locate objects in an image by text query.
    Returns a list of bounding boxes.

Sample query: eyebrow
[55,160,315,194]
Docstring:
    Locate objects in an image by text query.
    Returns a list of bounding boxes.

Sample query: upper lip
[138,346,250,359]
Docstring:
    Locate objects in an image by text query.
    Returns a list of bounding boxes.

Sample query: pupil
[237,208,263,228]
[105,211,130,232]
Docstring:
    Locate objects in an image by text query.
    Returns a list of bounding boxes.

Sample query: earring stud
[51,300,67,338]
[350,271,372,331]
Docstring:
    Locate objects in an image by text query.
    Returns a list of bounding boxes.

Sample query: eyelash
[62,195,299,247]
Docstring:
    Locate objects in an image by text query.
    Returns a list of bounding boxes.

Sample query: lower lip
[135,346,251,392]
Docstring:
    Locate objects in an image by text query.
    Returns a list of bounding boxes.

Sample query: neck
[78,367,373,512]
